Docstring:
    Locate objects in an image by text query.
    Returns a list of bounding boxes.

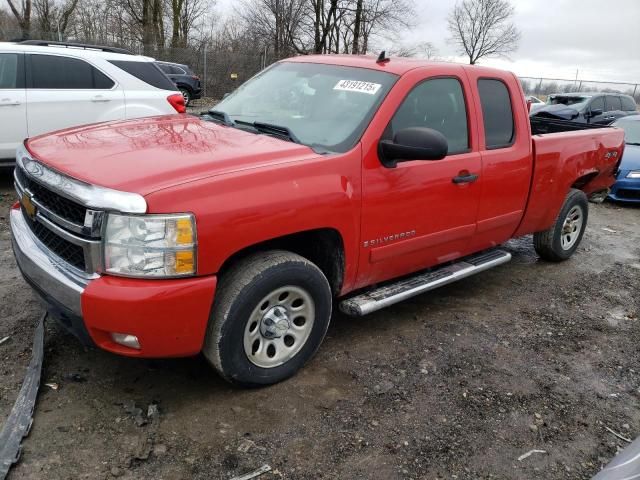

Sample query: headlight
[104,213,196,277]
[626,171,640,179]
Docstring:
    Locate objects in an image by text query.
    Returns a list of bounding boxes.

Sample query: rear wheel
[179,87,191,106]
[203,251,332,387]
[533,188,588,261]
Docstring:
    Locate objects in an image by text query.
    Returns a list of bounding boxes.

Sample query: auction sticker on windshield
[334,80,382,95]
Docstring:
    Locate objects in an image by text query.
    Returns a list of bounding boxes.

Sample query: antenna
[376,50,390,64]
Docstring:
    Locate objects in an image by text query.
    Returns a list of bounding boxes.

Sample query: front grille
[617,188,640,200]
[22,207,86,270]
[16,167,87,225]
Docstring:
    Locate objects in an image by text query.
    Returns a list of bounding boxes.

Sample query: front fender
[144,147,363,292]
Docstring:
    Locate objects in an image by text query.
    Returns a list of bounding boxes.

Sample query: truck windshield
[209,62,398,153]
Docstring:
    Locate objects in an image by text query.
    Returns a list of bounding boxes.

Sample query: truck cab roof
[284,54,515,78]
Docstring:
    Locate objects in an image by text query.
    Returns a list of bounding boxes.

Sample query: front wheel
[203,251,332,387]
[533,188,589,261]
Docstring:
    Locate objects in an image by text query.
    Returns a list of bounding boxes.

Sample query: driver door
[358,67,482,287]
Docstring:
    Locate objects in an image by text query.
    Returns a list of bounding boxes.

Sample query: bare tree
[33,0,80,39]
[239,0,309,57]
[392,41,438,59]
[447,0,520,65]
[6,0,31,38]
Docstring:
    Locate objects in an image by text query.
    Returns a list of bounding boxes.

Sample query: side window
[590,96,605,112]
[621,96,637,111]
[170,65,185,75]
[606,95,622,111]
[0,53,19,89]
[30,55,114,89]
[389,77,469,155]
[477,79,514,149]
[157,63,172,74]
[109,60,177,90]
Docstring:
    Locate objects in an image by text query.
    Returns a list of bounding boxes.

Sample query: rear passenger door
[0,52,26,161]
[26,54,125,137]
[603,95,626,124]
[463,72,533,252]
[620,96,638,114]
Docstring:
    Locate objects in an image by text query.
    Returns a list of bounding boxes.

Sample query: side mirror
[379,127,448,168]
[587,108,603,118]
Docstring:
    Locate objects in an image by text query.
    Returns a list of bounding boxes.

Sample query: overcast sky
[217,0,640,84]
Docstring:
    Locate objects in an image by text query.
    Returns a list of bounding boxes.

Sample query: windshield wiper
[252,121,301,144]
[202,109,235,126]
[202,113,302,146]
[627,142,640,146]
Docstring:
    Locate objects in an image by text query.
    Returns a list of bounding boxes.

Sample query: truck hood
[532,104,580,121]
[26,115,320,196]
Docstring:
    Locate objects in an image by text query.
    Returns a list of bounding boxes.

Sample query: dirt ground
[0,168,639,480]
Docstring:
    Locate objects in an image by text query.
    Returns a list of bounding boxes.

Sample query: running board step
[339,249,512,316]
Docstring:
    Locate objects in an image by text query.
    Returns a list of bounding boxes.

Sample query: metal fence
[146,45,276,101]
[153,55,640,106]
[520,76,640,103]
[145,48,640,104]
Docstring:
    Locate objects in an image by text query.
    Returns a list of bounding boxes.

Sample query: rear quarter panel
[515,128,624,235]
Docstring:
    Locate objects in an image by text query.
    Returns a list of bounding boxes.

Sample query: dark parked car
[531,92,637,125]
[156,61,202,105]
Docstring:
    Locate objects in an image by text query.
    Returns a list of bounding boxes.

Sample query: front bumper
[609,175,640,203]
[11,206,95,345]
[11,206,217,357]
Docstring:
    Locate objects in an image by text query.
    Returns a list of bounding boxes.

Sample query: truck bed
[515,123,625,236]
[530,116,610,135]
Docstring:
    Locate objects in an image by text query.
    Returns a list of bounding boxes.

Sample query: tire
[533,188,589,262]
[179,88,191,106]
[203,250,332,387]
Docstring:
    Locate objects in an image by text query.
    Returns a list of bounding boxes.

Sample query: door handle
[0,99,20,106]
[452,172,479,184]
[90,95,111,102]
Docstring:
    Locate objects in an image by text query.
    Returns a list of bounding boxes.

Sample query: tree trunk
[142,0,154,55]
[352,0,363,54]
[153,0,164,52]
[6,0,32,39]
[60,0,80,38]
[170,0,183,48]
[313,0,322,53]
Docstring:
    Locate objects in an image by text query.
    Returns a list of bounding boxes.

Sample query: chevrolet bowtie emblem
[21,192,37,220]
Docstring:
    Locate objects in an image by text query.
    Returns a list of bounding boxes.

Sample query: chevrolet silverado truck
[10,55,624,386]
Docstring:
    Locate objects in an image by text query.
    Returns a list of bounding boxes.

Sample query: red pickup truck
[10,55,623,386]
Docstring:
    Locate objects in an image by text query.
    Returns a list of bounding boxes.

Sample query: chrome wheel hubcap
[243,286,315,368]
[181,90,189,104]
[560,205,583,250]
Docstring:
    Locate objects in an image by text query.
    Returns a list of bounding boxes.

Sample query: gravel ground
[0,168,639,480]
[186,97,218,115]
